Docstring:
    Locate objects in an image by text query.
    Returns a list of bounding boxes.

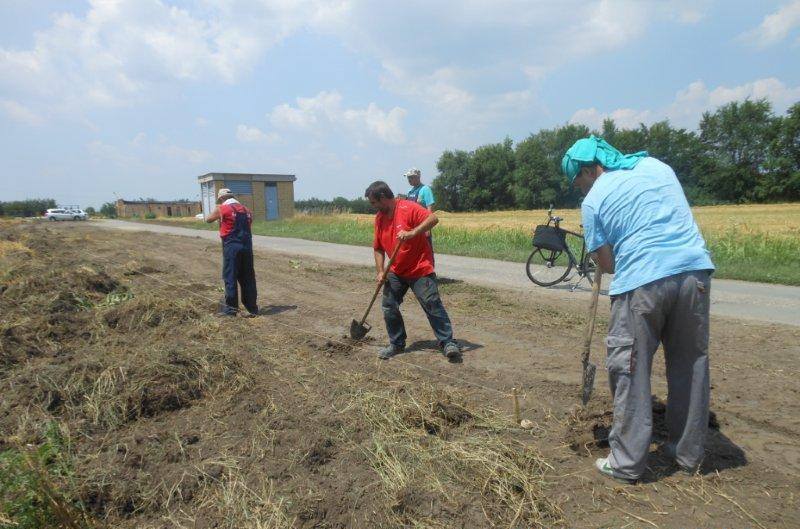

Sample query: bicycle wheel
[526,247,573,287]
[582,255,597,285]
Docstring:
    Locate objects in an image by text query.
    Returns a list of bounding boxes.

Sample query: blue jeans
[222,243,258,315]
[381,272,454,348]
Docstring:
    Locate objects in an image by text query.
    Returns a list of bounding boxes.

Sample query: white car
[45,208,87,221]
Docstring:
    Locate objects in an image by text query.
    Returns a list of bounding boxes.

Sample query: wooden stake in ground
[512,387,521,424]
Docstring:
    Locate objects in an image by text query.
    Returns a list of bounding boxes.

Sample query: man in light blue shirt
[563,136,714,484]
[405,167,436,261]
[405,167,435,210]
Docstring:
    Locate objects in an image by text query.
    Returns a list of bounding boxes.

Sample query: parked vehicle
[45,208,88,221]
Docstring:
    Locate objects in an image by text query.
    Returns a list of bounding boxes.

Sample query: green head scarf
[561,135,648,184]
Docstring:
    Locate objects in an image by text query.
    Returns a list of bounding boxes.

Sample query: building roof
[197,172,296,183]
[117,199,199,205]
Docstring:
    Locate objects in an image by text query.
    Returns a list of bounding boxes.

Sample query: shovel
[581,266,603,405]
[349,242,402,340]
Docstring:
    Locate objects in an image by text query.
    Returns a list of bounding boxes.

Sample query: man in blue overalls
[405,168,436,262]
[206,188,259,317]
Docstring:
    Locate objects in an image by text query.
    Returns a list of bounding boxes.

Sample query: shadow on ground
[260,304,298,315]
[568,397,747,483]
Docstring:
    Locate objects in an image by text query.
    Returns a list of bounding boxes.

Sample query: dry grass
[350,202,800,237]
[345,374,562,528]
[166,472,296,529]
[127,202,800,237]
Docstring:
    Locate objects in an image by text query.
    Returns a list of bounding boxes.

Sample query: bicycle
[525,206,596,290]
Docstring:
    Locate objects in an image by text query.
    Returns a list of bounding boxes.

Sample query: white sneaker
[595,456,637,484]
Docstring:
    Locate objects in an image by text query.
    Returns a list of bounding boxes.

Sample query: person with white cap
[404,167,435,211]
[404,167,436,262]
[205,188,259,316]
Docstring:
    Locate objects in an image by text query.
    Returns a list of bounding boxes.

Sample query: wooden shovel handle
[359,242,402,326]
[581,266,603,364]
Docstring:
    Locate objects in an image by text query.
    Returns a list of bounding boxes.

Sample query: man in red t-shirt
[365,181,460,360]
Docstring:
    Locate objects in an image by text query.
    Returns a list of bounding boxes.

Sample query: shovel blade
[581,361,597,405]
[349,319,371,340]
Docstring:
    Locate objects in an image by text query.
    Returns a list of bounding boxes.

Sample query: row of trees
[0,199,57,217]
[432,99,800,210]
[295,197,373,214]
[0,200,118,217]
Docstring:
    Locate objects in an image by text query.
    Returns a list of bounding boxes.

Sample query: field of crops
[148,203,800,285]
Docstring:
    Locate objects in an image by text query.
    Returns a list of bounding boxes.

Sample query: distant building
[116,199,202,218]
[198,172,296,221]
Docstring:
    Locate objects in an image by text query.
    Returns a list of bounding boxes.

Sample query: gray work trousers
[605,270,712,480]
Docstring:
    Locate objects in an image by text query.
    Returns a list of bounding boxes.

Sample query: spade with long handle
[349,242,402,340]
[581,266,603,405]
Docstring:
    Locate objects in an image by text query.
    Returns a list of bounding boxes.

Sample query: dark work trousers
[381,272,455,348]
[605,270,711,480]
[221,242,258,315]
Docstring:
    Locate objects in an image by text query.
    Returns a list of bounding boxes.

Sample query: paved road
[97,220,800,327]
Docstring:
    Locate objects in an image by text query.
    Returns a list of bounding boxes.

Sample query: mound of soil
[565,396,721,455]
[401,398,474,436]
[102,296,201,330]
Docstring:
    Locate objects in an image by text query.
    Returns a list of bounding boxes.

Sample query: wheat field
[351,203,800,237]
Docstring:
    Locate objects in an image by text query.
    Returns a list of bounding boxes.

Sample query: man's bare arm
[205,207,221,223]
[397,213,438,241]
[592,244,615,274]
[374,249,386,282]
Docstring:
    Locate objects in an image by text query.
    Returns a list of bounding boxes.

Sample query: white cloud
[235,124,279,143]
[269,91,407,144]
[0,0,713,124]
[740,1,800,48]
[159,144,211,165]
[570,77,800,130]
[343,103,407,144]
[0,99,44,126]
[0,0,328,114]
[88,134,211,167]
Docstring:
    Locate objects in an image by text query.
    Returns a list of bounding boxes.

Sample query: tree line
[295,99,799,213]
[0,199,57,217]
[433,99,800,211]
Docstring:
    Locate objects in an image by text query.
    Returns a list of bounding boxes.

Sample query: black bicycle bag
[532,225,567,252]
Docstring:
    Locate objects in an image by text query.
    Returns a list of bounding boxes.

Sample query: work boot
[378,344,404,360]
[443,341,461,359]
[594,457,637,484]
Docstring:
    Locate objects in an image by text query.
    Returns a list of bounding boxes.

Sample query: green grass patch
[0,422,93,529]
[138,216,800,285]
[705,229,800,285]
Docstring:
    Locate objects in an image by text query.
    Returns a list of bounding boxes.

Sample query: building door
[201,182,214,218]
[265,184,279,220]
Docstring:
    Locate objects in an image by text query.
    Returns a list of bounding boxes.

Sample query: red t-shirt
[373,200,434,278]
[218,202,252,238]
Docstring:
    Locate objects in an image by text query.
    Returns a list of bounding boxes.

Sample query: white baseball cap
[217,188,233,200]
[404,167,421,178]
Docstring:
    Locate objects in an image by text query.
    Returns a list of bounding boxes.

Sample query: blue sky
[1,0,799,208]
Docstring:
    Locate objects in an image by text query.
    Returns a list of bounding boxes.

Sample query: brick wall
[116,200,201,218]
[251,182,266,220]
[277,181,295,219]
